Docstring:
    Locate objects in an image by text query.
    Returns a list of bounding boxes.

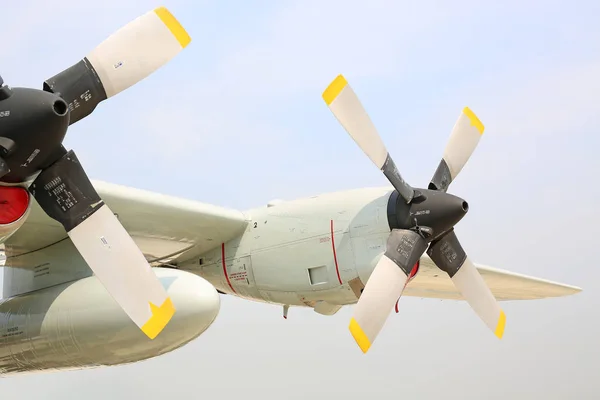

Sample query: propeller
[0,7,191,339]
[322,74,505,353]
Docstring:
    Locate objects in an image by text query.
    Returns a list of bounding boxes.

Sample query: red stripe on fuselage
[330,220,343,285]
[221,243,236,294]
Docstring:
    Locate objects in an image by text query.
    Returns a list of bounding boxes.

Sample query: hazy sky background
[1,0,599,398]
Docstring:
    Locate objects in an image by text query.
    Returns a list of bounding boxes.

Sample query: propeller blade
[427,229,505,338]
[29,148,175,340]
[43,6,191,125]
[322,74,414,203]
[350,229,427,353]
[429,107,484,192]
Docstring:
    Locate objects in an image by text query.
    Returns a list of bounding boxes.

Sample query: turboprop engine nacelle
[0,268,220,376]
[0,186,31,243]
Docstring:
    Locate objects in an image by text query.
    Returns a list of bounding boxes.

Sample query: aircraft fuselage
[185,187,399,316]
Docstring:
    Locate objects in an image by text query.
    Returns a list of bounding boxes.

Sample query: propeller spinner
[322,74,505,353]
[0,7,191,339]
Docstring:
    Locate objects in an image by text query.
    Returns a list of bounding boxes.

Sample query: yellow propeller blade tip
[141,297,176,339]
[495,310,506,339]
[349,317,371,353]
[463,106,484,134]
[322,74,348,106]
[154,7,191,48]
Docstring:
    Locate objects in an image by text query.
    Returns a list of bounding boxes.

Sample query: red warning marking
[408,260,420,280]
[221,243,236,294]
[330,219,343,285]
[229,271,248,282]
[396,261,420,313]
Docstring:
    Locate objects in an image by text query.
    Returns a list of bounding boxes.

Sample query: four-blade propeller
[1,9,503,348]
[0,7,191,339]
[322,74,505,353]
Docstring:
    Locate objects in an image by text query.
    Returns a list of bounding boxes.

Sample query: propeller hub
[387,188,468,240]
[0,76,12,101]
[0,87,70,183]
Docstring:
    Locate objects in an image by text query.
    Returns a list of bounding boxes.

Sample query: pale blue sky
[1,1,599,398]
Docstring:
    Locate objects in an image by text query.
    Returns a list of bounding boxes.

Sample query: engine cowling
[0,268,220,376]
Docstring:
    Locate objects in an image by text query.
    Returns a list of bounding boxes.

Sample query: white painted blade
[86,7,191,99]
[322,75,389,169]
[442,107,484,180]
[452,257,506,338]
[349,255,409,353]
[68,204,175,340]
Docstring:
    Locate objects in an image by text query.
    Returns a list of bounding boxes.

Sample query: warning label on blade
[43,176,79,212]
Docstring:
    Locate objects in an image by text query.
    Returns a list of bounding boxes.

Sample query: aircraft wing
[405,255,582,301]
[2,180,248,298]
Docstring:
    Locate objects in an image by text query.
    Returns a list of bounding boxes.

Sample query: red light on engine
[0,186,30,224]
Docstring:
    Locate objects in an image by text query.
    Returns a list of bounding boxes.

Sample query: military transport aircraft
[0,6,581,376]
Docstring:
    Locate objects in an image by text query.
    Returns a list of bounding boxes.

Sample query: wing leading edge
[2,181,581,301]
[404,255,582,301]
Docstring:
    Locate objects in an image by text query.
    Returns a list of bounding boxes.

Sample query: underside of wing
[2,180,248,298]
[404,255,582,301]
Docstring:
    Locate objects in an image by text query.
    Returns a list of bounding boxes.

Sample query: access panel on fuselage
[223,254,262,299]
